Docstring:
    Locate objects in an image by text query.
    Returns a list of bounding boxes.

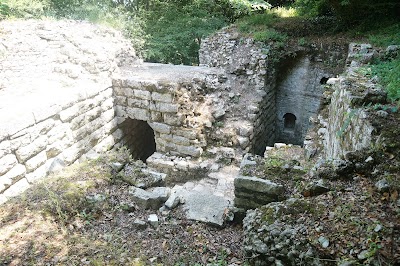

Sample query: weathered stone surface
[0,164,26,192]
[243,199,323,266]
[149,122,171,134]
[129,187,170,210]
[15,136,48,163]
[182,190,230,226]
[25,151,47,173]
[148,214,159,228]
[234,176,285,210]
[0,154,18,176]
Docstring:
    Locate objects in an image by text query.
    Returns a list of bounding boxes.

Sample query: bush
[0,0,10,19]
[144,4,226,64]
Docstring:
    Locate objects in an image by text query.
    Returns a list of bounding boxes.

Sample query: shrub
[0,0,10,19]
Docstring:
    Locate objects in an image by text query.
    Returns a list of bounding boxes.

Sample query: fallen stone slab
[129,187,170,210]
[234,175,285,210]
[181,190,230,227]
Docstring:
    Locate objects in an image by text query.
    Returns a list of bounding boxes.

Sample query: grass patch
[370,58,400,103]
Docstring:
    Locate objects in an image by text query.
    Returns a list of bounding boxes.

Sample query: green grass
[367,23,400,47]
[371,58,400,103]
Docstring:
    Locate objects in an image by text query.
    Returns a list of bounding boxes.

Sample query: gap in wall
[119,118,156,161]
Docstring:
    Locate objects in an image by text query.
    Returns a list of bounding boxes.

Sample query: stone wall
[0,20,231,201]
[112,63,228,158]
[321,44,378,159]
[0,20,138,202]
[200,28,276,155]
[200,27,347,153]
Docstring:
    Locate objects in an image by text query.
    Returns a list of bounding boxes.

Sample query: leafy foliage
[0,0,10,19]
[143,1,227,64]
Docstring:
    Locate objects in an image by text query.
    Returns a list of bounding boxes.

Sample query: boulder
[129,187,170,210]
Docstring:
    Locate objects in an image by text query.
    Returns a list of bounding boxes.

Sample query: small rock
[375,178,390,192]
[274,143,287,149]
[318,236,329,248]
[374,224,382,232]
[376,110,388,117]
[148,214,159,228]
[164,193,181,209]
[357,250,369,260]
[365,156,374,163]
[133,219,147,230]
[213,108,226,119]
[303,179,330,197]
[111,162,124,172]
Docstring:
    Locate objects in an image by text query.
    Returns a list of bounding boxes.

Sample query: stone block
[134,89,151,100]
[0,154,18,176]
[70,106,101,130]
[16,135,48,163]
[152,92,173,103]
[129,186,170,209]
[25,162,48,183]
[234,175,285,201]
[60,142,84,165]
[237,136,249,149]
[163,113,183,126]
[148,214,159,228]
[176,145,203,157]
[128,98,149,109]
[238,124,253,137]
[0,141,11,158]
[0,164,26,192]
[2,178,30,199]
[172,135,190,146]
[115,96,127,105]
[126,107,150,121]
[60,103,82,122]
[149,122,171,134]
[0,112,35,137]
[150,111,163,122]
[29,119,56,140]
[32,103,62,123]
[173,129,198,140]
[26,150,47,172]
[115,105,126,117]
[157,102,178,113]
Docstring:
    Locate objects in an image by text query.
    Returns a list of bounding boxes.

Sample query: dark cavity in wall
[119,118,156,161]
[273,51,343,146]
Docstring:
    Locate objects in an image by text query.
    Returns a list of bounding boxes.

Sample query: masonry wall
[200,29,277,155]
[275,56,327,145]
[0,87,122,202]
[0,20,138,203]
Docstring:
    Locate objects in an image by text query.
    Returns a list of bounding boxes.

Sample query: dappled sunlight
[0,206,69,265]
[269,7,298,18]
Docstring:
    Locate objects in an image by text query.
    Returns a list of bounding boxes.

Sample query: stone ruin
[0,20,351,224]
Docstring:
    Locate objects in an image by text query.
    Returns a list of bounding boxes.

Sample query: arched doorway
[120,118,156,161]
[283,113,296,130]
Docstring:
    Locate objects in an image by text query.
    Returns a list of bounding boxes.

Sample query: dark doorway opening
[283,113,296,130]
[320,77,329,84]
[120,118,156,161]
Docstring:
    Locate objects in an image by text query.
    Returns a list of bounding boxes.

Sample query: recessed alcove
[119,118,156,161]
[283,113,296,130]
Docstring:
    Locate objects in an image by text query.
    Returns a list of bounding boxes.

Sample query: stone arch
[283,113,296,130]
[120,118,156,161]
